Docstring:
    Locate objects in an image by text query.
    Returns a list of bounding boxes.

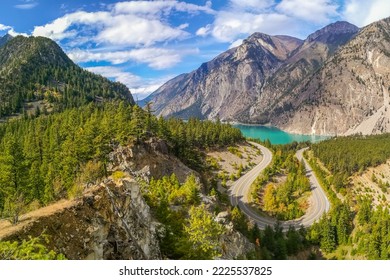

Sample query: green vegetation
[252,146,310,220]
[231,206,311,259]
[312,134,390,190]
[0,36,132,118]
[144,174,224,259]
[306,134,390,259]
[0,235,66,260]
[0,101,242,222]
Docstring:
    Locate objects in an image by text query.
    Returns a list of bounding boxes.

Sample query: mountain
[0,36,133,118]
[248,21,359,123]
[0,34,13,48]
[271,17,390,135]
[148,20,368,134]
[149,33,302,120]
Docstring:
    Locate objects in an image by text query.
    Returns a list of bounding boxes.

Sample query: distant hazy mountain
[0,36,133,117]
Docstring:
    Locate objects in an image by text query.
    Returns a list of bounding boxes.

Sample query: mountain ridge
[0,35,134,118]
[145,18,390,136]
[149,31,303,120]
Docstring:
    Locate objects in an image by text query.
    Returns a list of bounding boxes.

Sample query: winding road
[229,143,330,230]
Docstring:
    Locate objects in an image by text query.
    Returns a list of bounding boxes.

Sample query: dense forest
[306,136,390,260]
[311,134,390,192]
[0,101,243,223]
[0,36,132,117]
[252,144,310,220]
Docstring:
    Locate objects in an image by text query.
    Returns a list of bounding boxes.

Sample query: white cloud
[95,14,189,46]
[126,48,183,69]
[229,39,244,49]
[7,29,29,37]
[86,66,141,87]
[32,1,214,47]
[178,23,189,30]
[68,47,198,69]
[33,11,110,41]
[0,23,28,37]
[211,11,297,42]
[112,1,215,16]
[343,0,390,27]
[14,2,38,10]
[196,24,212,37]
[0,23,11,31]
[229,0,275,11]
[85,66,170,100]
[276,0,339,24]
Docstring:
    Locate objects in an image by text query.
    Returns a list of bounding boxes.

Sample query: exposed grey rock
[272,17,390,135]
[219,222,256,259]
[145,18,390,136]
[149,33,302,121]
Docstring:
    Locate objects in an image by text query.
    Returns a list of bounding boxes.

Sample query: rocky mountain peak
[306,21,359,43]
[148,18,389,135]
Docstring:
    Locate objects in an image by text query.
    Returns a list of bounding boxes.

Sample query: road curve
[229,144,330,231]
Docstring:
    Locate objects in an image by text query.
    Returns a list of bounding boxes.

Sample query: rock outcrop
[1,178,161,260]
[107,139,195,183]
[272,18,390,135]
[216,211,256,259]
[147,19,390,135]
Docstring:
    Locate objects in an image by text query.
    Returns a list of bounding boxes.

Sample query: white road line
[229,143,330,231]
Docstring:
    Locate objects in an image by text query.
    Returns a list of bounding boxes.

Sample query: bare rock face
[2,178,161,260]
[107,140,194,183]
[272,17,390,135]
[248,21,359,124]
[215,211,255,259]
[147,18,390,136]
[149,34,302,121]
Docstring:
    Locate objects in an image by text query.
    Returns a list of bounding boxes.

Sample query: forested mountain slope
[0,36,133,118]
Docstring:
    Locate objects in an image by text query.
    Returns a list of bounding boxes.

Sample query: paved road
[229,144,330,230]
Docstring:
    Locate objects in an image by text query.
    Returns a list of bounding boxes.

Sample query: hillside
[148,18,390,136]
[0,34,13,48]
[149,33,302,120]
[249,21,359,123]
[0,102,256,260]
[0,35,133,118]
[306,133,390,259]
[274,17,390,135]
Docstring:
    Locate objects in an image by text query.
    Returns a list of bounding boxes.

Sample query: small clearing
[207,142,263,178]
[351,159,390,207]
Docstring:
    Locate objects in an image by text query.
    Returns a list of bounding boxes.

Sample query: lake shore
[234,124,330,144]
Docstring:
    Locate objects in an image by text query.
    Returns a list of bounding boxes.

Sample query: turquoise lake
[234,124,329,145]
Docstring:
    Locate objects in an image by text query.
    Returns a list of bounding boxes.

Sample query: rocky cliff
[272,17,390,135]
[248,21,359,123]
[150,33,302,120]
[0,178,161,260]
[0,141,256,260]
[147,19,390,135]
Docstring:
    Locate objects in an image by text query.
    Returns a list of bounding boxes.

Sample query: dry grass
[350,159,390,207]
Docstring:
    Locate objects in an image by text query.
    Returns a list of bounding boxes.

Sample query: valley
[1,14,390,261]
[148,17,390,136]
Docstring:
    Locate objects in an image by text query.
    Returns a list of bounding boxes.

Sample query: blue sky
[0,0,389,100]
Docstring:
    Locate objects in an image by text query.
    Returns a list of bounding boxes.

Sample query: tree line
[0,101,243,222]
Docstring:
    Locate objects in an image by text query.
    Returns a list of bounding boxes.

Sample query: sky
[0,0,389,100]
